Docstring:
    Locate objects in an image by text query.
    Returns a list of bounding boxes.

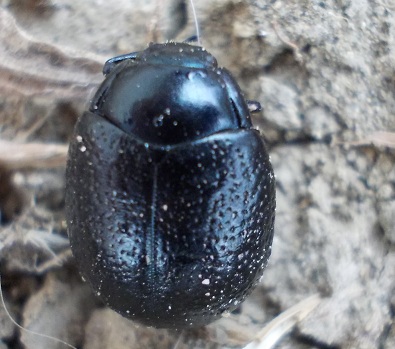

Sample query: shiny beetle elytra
[65,42,276,329]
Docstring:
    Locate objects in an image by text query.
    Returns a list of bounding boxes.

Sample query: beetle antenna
[189,0,201,45]
[0,274,78,349]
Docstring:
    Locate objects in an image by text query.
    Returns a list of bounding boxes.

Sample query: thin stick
[173,329,185,349]
[272,21,303,63]
[335,131,395,149]
[189,0,201,45]
[0,140,68,170]
[0,274,77,349]
[243,294,321,349]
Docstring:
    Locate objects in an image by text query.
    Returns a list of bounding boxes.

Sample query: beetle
[65,41,276,329]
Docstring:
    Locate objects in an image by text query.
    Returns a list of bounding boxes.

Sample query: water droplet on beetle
[153,115,164,127]
[187,71,207,80]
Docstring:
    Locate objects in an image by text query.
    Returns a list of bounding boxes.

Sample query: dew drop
[153,115,164,127]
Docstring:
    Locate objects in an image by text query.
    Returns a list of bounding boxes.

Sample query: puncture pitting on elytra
[65,39,276,329]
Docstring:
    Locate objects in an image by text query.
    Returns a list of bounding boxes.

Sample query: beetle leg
[221,71,253,128]
[246,100,263,113]
[103,52,139,75]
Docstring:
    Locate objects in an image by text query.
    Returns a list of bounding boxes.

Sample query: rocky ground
[0,0,394,348]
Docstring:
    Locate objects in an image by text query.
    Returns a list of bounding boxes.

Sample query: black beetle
[65,42,275,329]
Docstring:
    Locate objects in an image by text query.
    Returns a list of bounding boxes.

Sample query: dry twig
[0,140,68,170]
[242,294,321,349]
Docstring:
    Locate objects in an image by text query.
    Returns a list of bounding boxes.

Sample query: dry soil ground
[0,1,394,349]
